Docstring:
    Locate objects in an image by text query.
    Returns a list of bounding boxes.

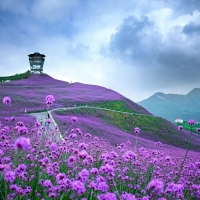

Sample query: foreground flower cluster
[0,96,200,200]
[0,119,200,200]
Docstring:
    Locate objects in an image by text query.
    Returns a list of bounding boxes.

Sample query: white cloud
[31,0,81,22]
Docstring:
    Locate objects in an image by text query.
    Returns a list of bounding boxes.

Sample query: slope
[1,74,200,151]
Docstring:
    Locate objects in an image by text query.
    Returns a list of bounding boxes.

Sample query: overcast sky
[0,0,200,102]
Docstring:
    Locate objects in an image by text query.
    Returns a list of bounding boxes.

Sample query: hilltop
[0,74,151,115]
[138,88,200,122]
[1,74,200,151]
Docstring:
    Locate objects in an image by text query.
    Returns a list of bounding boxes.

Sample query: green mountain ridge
[138,88,200,122]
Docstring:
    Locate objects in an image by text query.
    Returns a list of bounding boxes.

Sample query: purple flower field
[1,74,200,199]
[0,114,200,199]
[52,111,195,152]
[0,74,151,115]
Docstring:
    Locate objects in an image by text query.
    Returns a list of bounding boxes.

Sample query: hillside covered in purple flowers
[1,74,200,200]
[0,74,150,115]
[1,74,200,151]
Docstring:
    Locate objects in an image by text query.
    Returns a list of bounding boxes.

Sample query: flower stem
[134,135,138,152]
[175,124,193,183]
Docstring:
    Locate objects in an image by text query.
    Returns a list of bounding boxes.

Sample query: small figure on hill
[40,118,43,126]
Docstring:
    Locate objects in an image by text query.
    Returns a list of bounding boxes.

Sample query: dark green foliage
[176,121,200,134]
[85,100,138,114]
[0,70,31,82]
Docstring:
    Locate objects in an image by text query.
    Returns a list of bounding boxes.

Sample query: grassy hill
[1,73,200,151]
[52,104,200,151]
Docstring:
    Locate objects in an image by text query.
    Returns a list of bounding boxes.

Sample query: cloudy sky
[0,0,200,102]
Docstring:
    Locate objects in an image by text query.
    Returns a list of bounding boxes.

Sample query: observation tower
[28,52,45,73]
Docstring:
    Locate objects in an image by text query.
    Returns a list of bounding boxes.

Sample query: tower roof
[28,52,45,58]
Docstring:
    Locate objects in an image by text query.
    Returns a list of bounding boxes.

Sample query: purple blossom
[10,116,15,121]
[164,183,184,198]
[97,181,109,192]
[71,117,77,122]
[24,186,32,194]
[77,169,89,182]
[15,164,27,174]
[99,164,115,176]
[17,126,29,135]
[90,168,99,175]
[79,150,88,159]
[4,171,15,183]
[85,133,91,138]
[146,179,164,196]
[14,137,31,150]
[68,156,76,163]
[78,143,88,150]
[56,173,67,184]
[71,180,86,195]
[45,95,55,106]
[120,192,137,200]
[178,125,183,131]
[134,127,140,134]
[2,96,11,105]
[49,193,57,198]
[196,128,200,132]
[16,121,25,127]
[46,119,52,124]
[188,119,195,125]
[122,150,137,162]
[69,133,77,139]
[97,192,117,200]
[88,181,97,189]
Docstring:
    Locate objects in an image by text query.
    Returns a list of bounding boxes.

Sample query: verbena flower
[188,119,195,125]
[79,150,88,159]
[2,96,11,105]
[14,137,31,150]
[196,128,200,132]
[45,95,55,106]
[164,183,184,198]
[10,116,15,121]
[46,119,52,124]
[68,156,76,163]
[146,179,164,196]
[71,180,86,195]
[77,169,89,183]
[97,192,117,200]
[71,117,78,122]
[120,192,137,200]
[122,150,137,162]
[4,171,15,183]
[90,168,99,175]
[134,127,140,134]
[16,121,25,127]
[97,181,109,192]
[178,125,183,131]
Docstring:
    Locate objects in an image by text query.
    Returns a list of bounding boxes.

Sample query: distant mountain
[138,88,200,121]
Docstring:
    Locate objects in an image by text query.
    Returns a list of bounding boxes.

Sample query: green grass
[176,121,200,134]
[54,105,199,150]
[77,100,139,114]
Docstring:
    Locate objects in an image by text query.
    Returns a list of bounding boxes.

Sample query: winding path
[31,105,158,137]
